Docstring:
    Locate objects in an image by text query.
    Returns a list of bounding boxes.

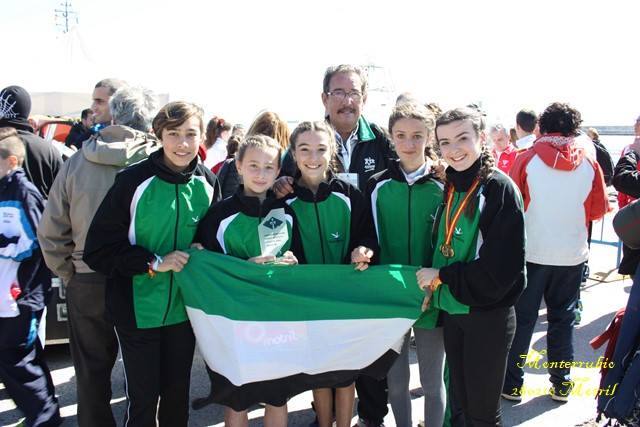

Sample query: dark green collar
[357,116,376,142]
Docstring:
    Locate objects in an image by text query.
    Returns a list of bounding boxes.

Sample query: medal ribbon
[443,178,481,250]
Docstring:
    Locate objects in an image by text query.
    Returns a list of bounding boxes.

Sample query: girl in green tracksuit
[284,121,377,427]
[195,134,303,427]
[417,107,525,426]
[83,102,220,427]
[365,103,446,427]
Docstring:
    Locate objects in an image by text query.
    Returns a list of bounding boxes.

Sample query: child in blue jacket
[0,128,60,426]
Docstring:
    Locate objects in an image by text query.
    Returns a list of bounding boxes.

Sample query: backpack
[594,139,615,186]
[597,280,640,426]
[591,308,626,389]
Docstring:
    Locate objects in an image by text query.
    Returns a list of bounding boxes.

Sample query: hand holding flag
[351,246,374,271]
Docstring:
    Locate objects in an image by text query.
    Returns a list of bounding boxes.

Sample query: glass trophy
[258,208,289,257]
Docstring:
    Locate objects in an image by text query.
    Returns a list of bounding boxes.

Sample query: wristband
[152,254,163,271]
[148,254,163,277]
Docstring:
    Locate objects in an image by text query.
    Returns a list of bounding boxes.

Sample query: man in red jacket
[489,123,519,174]
[503,102,610,402]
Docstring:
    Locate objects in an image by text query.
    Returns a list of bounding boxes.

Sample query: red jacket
[509,134,610,265]
[492,144,519,174]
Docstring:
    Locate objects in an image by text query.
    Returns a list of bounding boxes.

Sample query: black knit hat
[0,85,33,131]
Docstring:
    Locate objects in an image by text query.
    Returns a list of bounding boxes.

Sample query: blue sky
[2,0,639,126]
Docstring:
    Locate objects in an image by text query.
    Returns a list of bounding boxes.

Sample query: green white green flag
[175,250,425,410]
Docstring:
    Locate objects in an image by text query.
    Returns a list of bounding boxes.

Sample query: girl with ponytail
[415,107,525,426]
[204,116,232,169]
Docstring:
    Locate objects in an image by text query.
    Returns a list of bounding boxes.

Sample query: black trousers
[355,375,388,425]
[443,307,516,427]
[0,306,61,427]
[115,320,195,427]
[66,272,118,427]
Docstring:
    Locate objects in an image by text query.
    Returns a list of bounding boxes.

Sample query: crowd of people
[0,62,633,427]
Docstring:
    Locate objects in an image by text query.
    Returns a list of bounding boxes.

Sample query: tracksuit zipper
[407,185,413,265]
[313,195,326,263]
[161,184,180,325]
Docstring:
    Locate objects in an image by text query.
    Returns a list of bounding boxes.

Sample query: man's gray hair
[489,123,508,135]
[109,86,157,132]
[322,64,368,94]
[95,78,127,96]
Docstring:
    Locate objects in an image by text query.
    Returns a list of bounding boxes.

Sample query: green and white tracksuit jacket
[195,187,305,262]
[366,160,444,328]
[285,176,377,265]
[432,160,526,314]
[83,150,220,329]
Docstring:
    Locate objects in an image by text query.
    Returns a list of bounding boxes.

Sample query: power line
[54,1,78,34]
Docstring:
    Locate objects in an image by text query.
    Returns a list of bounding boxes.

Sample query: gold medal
[440,243,455,258]
[441,179,481,260]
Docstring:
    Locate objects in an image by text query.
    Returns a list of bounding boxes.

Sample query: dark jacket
[217,158,241,199]
[16,129,63,199]
[0,169,51,315]
[366,160,444,328]
[593,138,615,186]
[286,175,377,264]
[334,117,396,190]
[196,187,306,262]
[365,159,443,267]
[437,159,526,310]
[612,150,640,275]
[83,150,220,329]
[65,122,91,150]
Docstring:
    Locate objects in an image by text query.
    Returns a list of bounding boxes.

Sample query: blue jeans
[504,262,583,391]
